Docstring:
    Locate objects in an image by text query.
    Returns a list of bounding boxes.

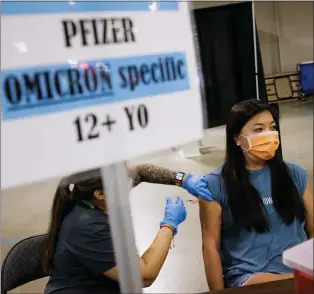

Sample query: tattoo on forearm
[129,164,177,187]
[127,167,142,187]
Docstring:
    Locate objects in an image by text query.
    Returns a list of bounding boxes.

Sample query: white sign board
[1,1,203,190]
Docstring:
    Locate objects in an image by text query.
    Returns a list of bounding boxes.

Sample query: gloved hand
[160,196,187,235]
[183,174,213,202]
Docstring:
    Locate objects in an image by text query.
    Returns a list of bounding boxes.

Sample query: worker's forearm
[203,247,224,291]
[129,164,178,187]
[141,227,173,280]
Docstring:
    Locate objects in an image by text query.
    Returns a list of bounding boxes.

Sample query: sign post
[101,163,142,293]
[1,1,203,292]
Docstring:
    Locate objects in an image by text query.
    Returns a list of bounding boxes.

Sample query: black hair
[43,169,103,273]
[222,99,305,233]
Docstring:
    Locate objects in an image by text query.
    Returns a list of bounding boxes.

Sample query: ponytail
[43,169,103,273]
[43,178,75,273]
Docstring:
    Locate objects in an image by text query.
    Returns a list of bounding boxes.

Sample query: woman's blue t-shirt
[205,162,308,287]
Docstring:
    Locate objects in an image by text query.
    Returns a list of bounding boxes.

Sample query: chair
[297,61,314,100]
[1,234,49,294]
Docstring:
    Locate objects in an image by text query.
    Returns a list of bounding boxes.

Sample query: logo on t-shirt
[263,197,273,205]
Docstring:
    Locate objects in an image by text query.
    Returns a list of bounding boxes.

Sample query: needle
[185,199,199,204]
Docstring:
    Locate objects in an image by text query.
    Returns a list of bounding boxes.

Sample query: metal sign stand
[101,163,142,293]
[177,3,213,158]
[252,1,260,100]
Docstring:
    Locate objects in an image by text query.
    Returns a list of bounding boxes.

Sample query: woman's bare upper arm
[199,198,222,248]
[303,182,314,238]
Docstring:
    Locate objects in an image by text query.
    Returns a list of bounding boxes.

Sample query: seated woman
[199,99,313,290]
[44,169,187,294]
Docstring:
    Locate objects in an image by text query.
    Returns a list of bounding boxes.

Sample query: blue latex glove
[160,196,187,235]
[183,174,213,202]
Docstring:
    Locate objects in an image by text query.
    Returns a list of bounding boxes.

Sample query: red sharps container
[283,239,313,294]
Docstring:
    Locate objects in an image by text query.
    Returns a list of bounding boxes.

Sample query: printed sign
[1,1,203,189]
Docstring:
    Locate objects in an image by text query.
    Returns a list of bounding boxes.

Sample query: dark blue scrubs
[45,202,120,294]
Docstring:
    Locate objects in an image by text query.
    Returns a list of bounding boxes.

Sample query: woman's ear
[234,134,240,146]
[94,190,105,200]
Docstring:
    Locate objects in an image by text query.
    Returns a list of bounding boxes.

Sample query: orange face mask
[239,131,280,161]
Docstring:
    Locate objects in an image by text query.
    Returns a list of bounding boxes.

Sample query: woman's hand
[183,174,213,202]
[160,196,187,235]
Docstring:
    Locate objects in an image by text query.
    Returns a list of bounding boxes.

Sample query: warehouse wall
[192,1,314,75]
[254,1,281,75]
[275,1,313,73]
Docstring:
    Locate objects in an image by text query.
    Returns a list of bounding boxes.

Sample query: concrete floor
[1,99,313,293]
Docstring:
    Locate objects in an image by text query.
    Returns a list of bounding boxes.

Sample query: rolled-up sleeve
[205,168,226,207]
[286,162,308,198]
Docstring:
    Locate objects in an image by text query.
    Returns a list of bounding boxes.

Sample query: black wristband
[175,172,185,187]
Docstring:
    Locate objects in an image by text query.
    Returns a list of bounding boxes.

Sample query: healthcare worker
[44,167,212,294]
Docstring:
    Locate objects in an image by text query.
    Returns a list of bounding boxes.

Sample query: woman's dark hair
[222,99,305,233]
[43,169,103,273]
